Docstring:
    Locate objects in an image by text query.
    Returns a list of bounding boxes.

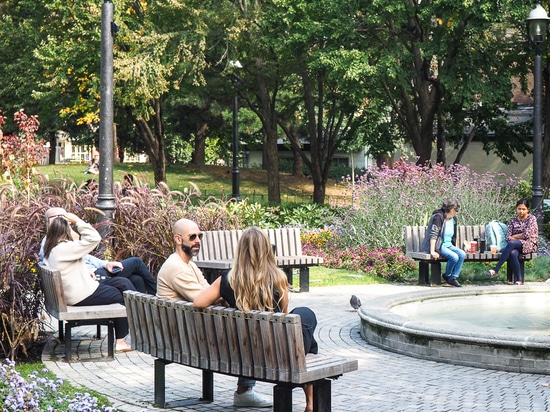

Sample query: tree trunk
[125,99,166,184]
[436,113,446,165]
[255,60,280,203]
[48,131,56,164]
[192,122,207,165]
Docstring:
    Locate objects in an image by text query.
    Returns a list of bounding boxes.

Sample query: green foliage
[278,203,336,228]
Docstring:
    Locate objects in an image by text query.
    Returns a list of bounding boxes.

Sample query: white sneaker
[233,389,272,408]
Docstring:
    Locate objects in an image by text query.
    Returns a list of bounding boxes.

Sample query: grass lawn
[36,162,350,204]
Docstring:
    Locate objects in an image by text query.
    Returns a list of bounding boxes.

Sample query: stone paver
[42,284,550,411]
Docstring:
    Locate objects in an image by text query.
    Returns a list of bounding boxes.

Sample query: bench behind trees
[38,263,127,361]
[195,228,323,292]
[404,225,537,285]
[123,291,358,411]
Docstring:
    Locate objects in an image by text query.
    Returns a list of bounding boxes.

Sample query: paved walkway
[42,283,550,412]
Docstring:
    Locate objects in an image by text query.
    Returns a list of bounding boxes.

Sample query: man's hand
[90,272,98,281]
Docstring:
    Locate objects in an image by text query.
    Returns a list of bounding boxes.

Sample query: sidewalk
[42,283,550,411]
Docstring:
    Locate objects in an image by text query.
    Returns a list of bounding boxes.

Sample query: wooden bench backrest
[124,291,307,383]
[38,263,67,317]
[197,230,243,261]
[197,228,304,261]
[405,225,487,253]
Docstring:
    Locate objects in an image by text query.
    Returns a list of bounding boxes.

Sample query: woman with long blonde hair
[194,226,318,411]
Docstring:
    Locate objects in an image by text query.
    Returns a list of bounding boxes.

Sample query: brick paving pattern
[42,284,550,412]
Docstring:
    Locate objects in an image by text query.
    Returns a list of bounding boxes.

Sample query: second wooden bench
[195,228,323,292]
[404,225,537,285]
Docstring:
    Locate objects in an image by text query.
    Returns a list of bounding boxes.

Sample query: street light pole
[232,94,241,201]
[527,1,550,231]
[229,60,242,201]
[97,0,116,228]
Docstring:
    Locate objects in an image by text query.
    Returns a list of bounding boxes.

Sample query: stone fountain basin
[359,284,550,374]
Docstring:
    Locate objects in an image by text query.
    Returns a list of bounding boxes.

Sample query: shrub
[339,160,529,249]
[303,242,416,282]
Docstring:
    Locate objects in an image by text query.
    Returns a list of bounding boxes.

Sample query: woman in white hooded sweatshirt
[43,212,132,352]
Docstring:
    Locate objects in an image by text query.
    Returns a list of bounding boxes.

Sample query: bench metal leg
[64,323,72,362]
[299,267,310,292]
[273,384,293,412]
[107,322,115,359]
[201,370,214,402]
[58,320,64,340]
[430,262,442,285]
[154,359,169,407]
[313,379,332,412]
[418,262,429,285]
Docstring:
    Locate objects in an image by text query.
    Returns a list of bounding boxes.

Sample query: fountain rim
[358,283,550,349]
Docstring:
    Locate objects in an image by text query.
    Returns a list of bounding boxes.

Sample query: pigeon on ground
[350,295,361,312]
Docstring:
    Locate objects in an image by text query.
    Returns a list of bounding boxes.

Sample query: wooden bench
[194,228,323,292]
[404,225,537,285]
[123,291,358,411]
[38,263,127,361]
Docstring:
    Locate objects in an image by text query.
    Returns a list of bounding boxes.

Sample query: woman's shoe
[514,281,524,286]
[484,269,497,278]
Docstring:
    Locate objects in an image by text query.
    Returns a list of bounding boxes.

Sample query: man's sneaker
[233,389,272,408]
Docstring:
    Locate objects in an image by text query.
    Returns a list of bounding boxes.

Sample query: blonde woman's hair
[228,227,288,312]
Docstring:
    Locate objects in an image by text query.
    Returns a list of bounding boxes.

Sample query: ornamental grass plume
[339,160,529,250]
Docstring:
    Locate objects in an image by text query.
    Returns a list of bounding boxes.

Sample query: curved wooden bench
[124,291,357,411]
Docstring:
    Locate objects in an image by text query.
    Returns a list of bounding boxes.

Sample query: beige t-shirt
[157,253,209,302]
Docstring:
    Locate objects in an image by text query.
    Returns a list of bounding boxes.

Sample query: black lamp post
[232,94,241,200]
[229,60,242,201]
[96,0,116,227]
[526,0,550,231]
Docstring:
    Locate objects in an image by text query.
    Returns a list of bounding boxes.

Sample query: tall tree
[363,0,531,166]
[32,0,226,184]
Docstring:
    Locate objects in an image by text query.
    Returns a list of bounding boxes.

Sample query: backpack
[485,220,508,252]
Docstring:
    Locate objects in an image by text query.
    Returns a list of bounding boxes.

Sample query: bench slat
[212,306,231,374]
[259,312,278,381]
[174,302,191,365]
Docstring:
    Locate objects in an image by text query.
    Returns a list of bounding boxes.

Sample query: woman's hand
[430,251,440,260]
[63,212,82,225]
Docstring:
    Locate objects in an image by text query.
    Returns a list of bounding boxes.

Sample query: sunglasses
[189,233,203,241]
[177,232,203,241]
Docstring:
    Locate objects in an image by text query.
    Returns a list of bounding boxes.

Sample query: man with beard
[156,218,210,301]
[156,218,273,408]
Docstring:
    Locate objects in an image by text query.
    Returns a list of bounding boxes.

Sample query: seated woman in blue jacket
[421,199,465,287]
